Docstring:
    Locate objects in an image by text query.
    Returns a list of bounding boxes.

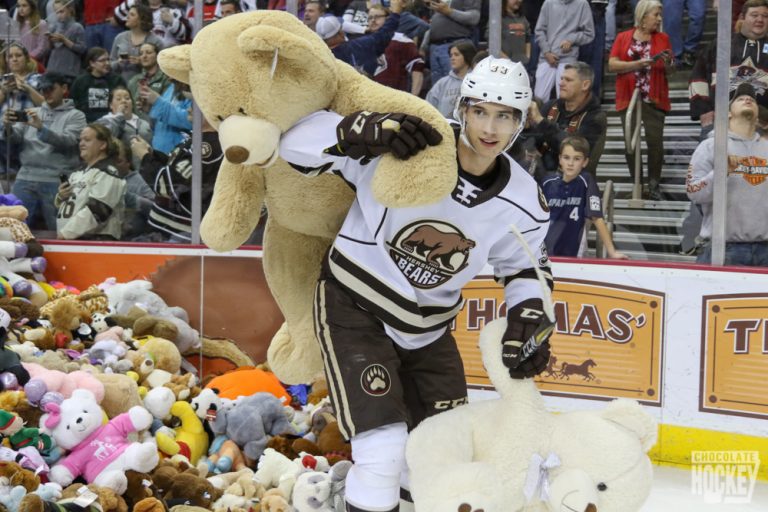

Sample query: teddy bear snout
[218,115,281,167]
[225,146,250,164]
[547,468,600,512]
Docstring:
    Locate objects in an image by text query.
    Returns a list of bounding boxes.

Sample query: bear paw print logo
[360,364,391,397]
[458,504,484,512]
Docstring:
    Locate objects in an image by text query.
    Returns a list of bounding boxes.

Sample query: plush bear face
[293,471,333,510]
[158,11,342,169]
[547,403,655,512]
[42,389,104,450]
[160,12,338,140]
[105,281,169,317]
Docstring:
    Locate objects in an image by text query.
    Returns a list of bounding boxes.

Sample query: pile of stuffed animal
[0,268,356,512]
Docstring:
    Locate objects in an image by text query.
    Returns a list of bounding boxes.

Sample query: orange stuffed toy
[205,367,290,405]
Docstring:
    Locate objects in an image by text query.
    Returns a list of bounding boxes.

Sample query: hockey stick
[505,223,556,368]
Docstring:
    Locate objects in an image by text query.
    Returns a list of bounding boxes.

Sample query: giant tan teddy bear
[158,11,456,384]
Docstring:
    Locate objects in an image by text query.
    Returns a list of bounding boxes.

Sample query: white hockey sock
[345,423,408,511]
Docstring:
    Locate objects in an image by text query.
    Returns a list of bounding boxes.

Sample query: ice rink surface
[643,466,768,511]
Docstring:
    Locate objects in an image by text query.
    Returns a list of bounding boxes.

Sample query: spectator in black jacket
[689,0,768,139]
[526,61,607,176]
[131,116,222,242]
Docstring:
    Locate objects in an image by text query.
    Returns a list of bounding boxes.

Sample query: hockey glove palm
[502,299,554,379]
[335,111,443,161]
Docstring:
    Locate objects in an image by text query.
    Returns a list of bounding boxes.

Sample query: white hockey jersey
[280,111,553,349]
[56,161,127,240]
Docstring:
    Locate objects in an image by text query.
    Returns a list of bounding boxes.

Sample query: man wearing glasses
[368,3,425,96]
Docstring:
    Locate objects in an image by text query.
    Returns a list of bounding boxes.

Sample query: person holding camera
[110,4,164,82]
[114,0,190,49]
[0,43,44,112]
[608,0,673,201]
[14,0,50,64]
[0,42,44,175]
[126,42,170,117]
[55,123,126,240]
[2,72,86,233]
[46,0,87,79]
[96,85,153,170]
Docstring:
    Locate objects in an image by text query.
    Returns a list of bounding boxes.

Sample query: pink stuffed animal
[22,362,105,401]
[41,389,158,494]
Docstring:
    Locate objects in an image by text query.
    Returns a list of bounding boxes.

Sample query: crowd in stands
[0,0,761,266]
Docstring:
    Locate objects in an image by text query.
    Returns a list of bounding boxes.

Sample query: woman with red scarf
[608,0,673,201]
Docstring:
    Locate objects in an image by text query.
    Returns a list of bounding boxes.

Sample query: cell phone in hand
[13,110,28,122]
[59,173,69,185]
[651,50,670,62]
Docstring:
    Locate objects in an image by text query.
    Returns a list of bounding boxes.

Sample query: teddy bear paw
[267,324,323,384]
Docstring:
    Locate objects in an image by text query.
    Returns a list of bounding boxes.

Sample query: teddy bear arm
[127,406,154,432]
[330,63,457,208]
[49,464,76,487]
[201,159,266,252]
[262,220,330,384]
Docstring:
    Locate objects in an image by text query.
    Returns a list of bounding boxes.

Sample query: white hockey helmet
[454,56,532,151]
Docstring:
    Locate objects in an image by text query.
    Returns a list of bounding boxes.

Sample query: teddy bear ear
[601,399,658,452]
[157,45,192,85]
[70,388,96,403]
[237,25,314,64]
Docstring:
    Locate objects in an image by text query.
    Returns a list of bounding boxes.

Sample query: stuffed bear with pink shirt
[40,389,159,494]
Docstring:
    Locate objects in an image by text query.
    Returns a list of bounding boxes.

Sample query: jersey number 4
[569,206,579,222]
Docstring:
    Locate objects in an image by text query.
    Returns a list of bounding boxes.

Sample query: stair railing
[624,88,644,207]
[595,179,615,258]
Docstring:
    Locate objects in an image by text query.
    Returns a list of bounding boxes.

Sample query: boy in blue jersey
[541,136,628,259]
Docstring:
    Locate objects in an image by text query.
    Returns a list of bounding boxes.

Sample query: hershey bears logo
[387,221,476,289]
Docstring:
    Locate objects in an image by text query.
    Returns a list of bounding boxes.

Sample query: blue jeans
[429,42,453,87]
[663,0,707,57]
[11,179,59,231]
[85,22,123,52]
[527,37,540,78]
[578,9,606,98]
[605,0,617,51]
[696,241,768,267]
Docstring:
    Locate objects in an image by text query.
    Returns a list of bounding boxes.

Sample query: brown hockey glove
[335,111,443,161]
[502,299,554,379]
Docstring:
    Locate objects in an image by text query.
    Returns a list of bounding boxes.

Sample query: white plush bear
[291,461,351,512]
[40,389,159,495]
[103,279,200,353]
[406,319,657,512]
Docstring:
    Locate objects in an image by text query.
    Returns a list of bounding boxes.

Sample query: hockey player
[279,56,554,512]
